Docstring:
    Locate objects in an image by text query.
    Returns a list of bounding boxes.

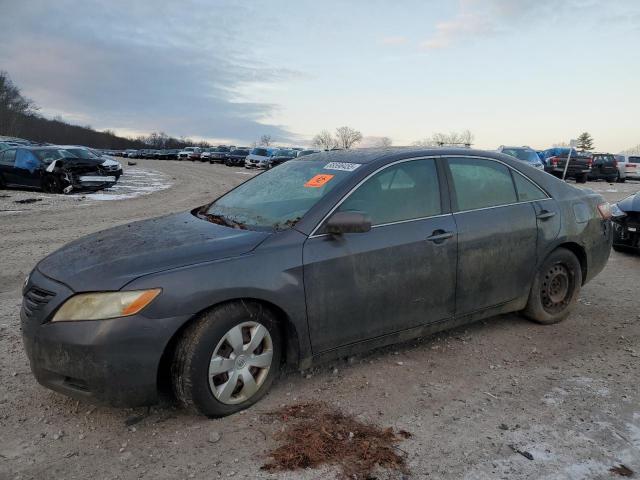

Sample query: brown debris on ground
[261,401,411,479]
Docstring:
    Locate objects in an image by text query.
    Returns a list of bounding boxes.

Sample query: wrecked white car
[0,146,119,194]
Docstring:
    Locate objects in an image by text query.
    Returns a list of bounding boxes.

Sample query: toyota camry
[21,148,612,417]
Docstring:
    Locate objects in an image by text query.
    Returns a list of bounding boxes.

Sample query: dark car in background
[225,148,250,166]
[611,192,640,252]
[268,148,298,168]
[21,148,611,417]
[588,153,620,182]
[59,146,123,179]
[297,149,320,158]
[0,146,118,193]
[210,146,231,164]
[544,151,592,183]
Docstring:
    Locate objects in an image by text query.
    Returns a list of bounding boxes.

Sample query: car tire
[171,302,282,417]
[0,174,5,189]
[522,248,582,325]
[42,175,64,194]
[616,175,626,183]
[576,174,588,183]
[606,175,617,183]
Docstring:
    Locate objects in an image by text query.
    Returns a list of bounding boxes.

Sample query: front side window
[448,157,517,211]
[337,159,441,226]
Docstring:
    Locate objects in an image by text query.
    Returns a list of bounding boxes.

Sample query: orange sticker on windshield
[304,174,334,188]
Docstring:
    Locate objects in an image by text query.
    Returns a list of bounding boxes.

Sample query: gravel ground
[1,160,639,480]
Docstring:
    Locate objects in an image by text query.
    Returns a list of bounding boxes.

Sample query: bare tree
[379,136,392,147]
[312,130,336,150]
[260,134,272,146]
[414,130,474,147]
[620,144,640,156]
[335,126,363,149]
[0,71,38,136]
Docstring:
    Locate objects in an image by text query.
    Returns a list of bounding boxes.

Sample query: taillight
[586,158,593,167]
[550,157,558,166]
[613,160,617,167]
[597,202,612,220]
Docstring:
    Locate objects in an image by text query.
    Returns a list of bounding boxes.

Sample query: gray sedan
[21,148,612,416]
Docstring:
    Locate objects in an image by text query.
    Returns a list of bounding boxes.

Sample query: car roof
[300,147,514,165]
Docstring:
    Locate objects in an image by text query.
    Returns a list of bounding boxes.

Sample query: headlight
[611,203,626,219]
[52,289,161,322]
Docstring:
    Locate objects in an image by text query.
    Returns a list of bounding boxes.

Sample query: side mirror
[325,211,372,235]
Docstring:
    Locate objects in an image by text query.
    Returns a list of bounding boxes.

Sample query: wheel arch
[157,297,301,396]
[554,242,587,285]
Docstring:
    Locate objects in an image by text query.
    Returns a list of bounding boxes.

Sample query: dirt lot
[1,160,639,479]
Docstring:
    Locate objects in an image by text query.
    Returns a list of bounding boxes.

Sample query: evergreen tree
[576,132,594,151]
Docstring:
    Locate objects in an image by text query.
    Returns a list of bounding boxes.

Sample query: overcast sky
[1,0,639,151]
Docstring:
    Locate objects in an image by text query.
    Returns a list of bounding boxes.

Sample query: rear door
[303,158,457,353]
[444,156,539,315]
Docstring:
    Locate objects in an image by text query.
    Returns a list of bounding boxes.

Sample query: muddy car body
[611,192,640,252]
[21,148,612,416]
[0,146,118,193]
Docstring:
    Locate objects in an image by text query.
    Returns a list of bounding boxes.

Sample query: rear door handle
[536,210,556,220]
[426,230,454,243]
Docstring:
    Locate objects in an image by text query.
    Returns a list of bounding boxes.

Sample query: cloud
[0,0,300,144]
[419,0,588,50]
[379,36,408,46]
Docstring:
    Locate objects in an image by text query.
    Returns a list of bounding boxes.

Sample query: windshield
[250,148,269,156]
[502,148,540,163]
[204,159,360,230]
[274,149,296,157]
[32,149,71,162]
[231,149,249,155]
[65,148,100,160]
[216,147,230,152]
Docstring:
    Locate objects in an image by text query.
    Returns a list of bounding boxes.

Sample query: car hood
[37,211,270,291]
[618,193,640,212]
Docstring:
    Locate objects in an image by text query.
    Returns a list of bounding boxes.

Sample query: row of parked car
[107,146,321,169]
[0,138,123,193]
[496,145,640,183]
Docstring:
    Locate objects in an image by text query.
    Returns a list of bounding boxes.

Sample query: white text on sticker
[324,162,361,172]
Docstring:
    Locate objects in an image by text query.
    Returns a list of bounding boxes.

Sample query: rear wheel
[576,174,588,183]
[616,174,626,183]
[606,175,617,183]
[171,302,282,417]
[523,248,582,325]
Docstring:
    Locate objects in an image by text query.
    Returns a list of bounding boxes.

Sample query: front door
[445,156,539,314]
[303,158,457,353]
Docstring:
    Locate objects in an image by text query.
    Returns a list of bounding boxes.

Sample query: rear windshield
[629,157,640,163]
[251,148,269,156]
[502,148,540,163]
[204,159,361,230]
[32,149,71,162]
[216,147,230,152]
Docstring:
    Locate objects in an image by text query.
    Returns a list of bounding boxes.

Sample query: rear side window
[338,159,441,226]
[448,157,517,211]
[0,149,16,166]
[512,172,548,202]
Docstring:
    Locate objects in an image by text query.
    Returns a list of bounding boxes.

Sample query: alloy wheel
[208,321,273,405]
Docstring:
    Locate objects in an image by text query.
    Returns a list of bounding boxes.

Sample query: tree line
[0,71,218,150]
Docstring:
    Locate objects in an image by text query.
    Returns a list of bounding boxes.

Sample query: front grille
[23,286,55,319]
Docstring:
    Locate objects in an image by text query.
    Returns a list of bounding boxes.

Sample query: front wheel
[522,248,582,325]
[171,302,281,417]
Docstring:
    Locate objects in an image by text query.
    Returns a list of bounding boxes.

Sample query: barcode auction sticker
[324,162,361,172]
[304,174,334,188]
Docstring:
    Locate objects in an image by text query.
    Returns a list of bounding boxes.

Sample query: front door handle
[536,210,556,220]
[426,230,454,243]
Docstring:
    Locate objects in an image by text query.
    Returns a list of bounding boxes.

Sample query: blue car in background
[496,146,545,170]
